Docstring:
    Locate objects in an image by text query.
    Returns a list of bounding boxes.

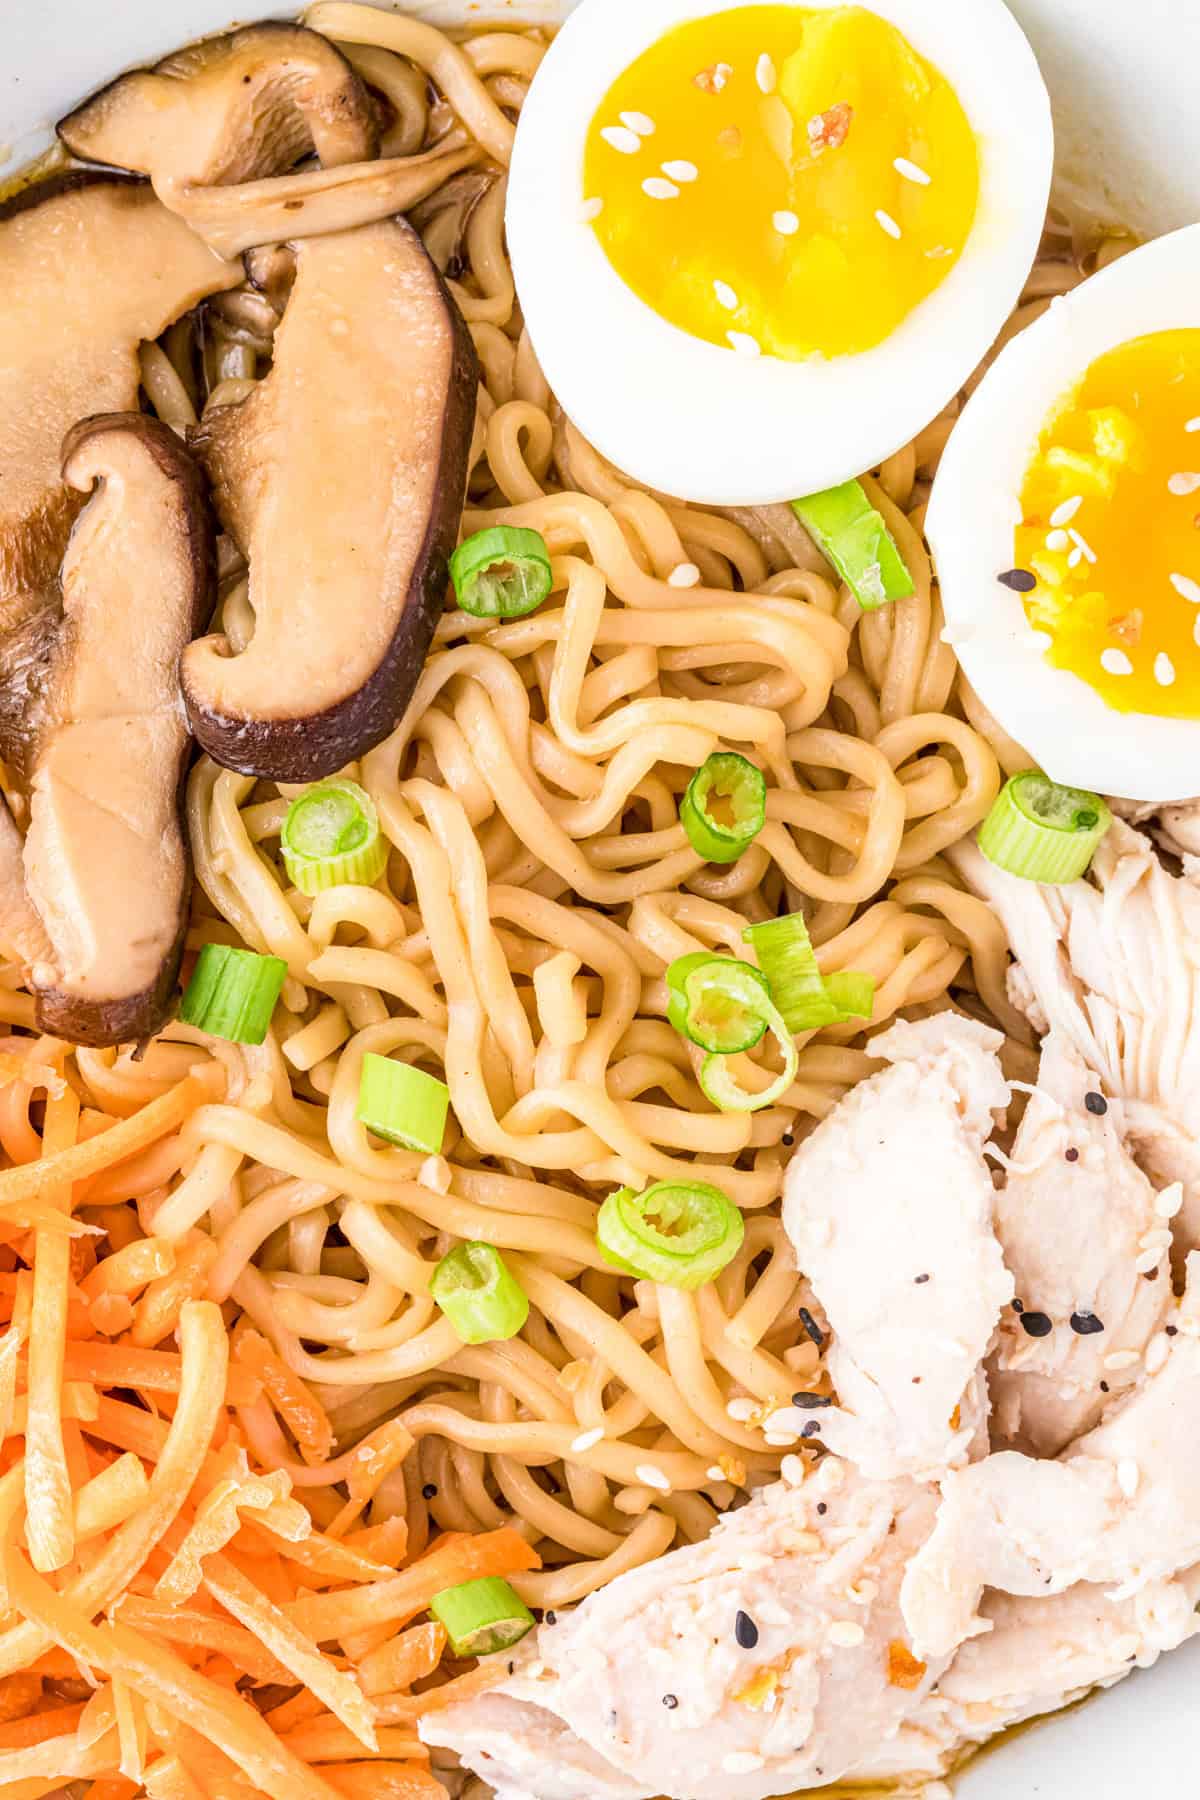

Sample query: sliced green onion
[978,771,1113,884]
[431,1242,529,1344]
[742,914,874,1032]
[680,753,766,863]
[180,944,287,1045]
[822,971,875,1023]
[281,778,387,895]
[596,1180,744,1288]
[357,1052,449,1153]
[430,1576,535,1657]
[791,479,915,610]
[698,996,798,1113]
[666,952,773,1053]
[450,525,553,619]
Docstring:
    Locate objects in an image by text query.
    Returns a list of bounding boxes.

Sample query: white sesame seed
[1155,1182,1184,1220]
[755,52,777,93]
[727,331,762,357]
[773,209,800,236]
[780,1454,806,1487]
[1188,417,1200,432]
[1068,527,1097,563]
[1067,547,1084,569]
[829,1620,866,1648]
[724,1753,766,1774]
[709,62,732,92]
[847,1578,878,1604]
[726,1396,756,1422]
[713,279,739,311]
[601,125,643,155]
[668,561,701,588]
[1168,471,1200,495]
[662,159,699,182]
[1100,649,1133,676]
[1050,495,1083,527]
[620,111,656,137]
[1134,1248,1162,1274]
[642,177,680,200]
[1028,629,1052,652]
[1195,615,1200,648]
[1117,1458,1140,1498]
[875,209,902,240]
[579,197,604,222]
[635,1463,672,1492]
[706,1464,727,1481]
[419,1154,452,1194]
[1045,529,1071,552]
[1145,1333,1171,1374]
[1170,571,1200,603]
[1141,1227,1175,1250]
[570,1427,604,1453]
[1105,1349,1141,1370]
[893,155,931,185]
[764,1431,800,1447]
[1155,651,1177,687]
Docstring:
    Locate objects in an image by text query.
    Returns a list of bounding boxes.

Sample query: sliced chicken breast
[782,1015,1012,1481]
[989,1033,1172,1455]
[902,1254,1200,1661]
[423,1461,946,1800]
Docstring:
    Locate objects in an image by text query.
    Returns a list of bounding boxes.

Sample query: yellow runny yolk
[582,4,980,361]
[1016,329,1200,720]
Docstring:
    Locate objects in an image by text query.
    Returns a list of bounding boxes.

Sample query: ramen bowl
[5,1,1200,1794]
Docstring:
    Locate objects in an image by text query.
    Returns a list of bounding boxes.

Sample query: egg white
[928,226,1200,804]
[507,0,1053,505]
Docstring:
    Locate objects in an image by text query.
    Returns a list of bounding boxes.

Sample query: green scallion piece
[822,970,876,1023]
[679,752,766,864]
[450,525,553,619]
[791,479,915,610]
[280,778,388,896]
[697,998,798,1114]
[357,1052,449,1153]
[742,914,874,1032]
[978,771,1113,884]
[430,1576,535,1657]
[431,1242,530,1344]
[596,1179,744,1288]
[666,952,772,1054]
[179,944,287,1046]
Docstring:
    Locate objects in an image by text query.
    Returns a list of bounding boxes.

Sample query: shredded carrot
[327,1418,415,1537]
[276,1721,427,1764]
[286,1527,541,1644]
[59,1342,262,1407]
[342,1517,409,1567]
[80,1237,176,1300]
[0,1700,86,1749]
[356,1622,445,1698]
[130,1235,219,1349]
[0,1076,210,1210]
[235,1331,335,1467]
[113,1596,293,1686]
[369,1659,508,1722]
[327,1764,444,1800]
[81,1779,140,1800]
[24,1085,81,1573]
[265,1687,330,1735]
[0,1670,40,1724]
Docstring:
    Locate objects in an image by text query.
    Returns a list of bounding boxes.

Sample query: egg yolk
[581,4,980,361]
[1015,329,1200,720]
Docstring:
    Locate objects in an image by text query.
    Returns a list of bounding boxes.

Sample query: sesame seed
[668,561,701,588]
[1050,496,1083,527]
[1170,571,1200,603]
[570,1427,604,1453]
[1134,1249,1162,1275]
[800,1421,823,1439]
[1145,1333,1170,1374]
[764,1431,800,1448]
[706,1465,726,1481]
[727,331,762,356]
[662,1693,678,1708]
[1194,615,1200,648]
[724,1753,766,1774]
[579,197,604,223]
[780,1454,806,1487]
[726,1396,756,1421]
[1020,1311,1053,1338]
[1065,1146,1080,1162]
[791,1392,832,1409]
[1168,471,1200,495]
[1067,546,1084,569]
[734,1609,759,1649]
[601,124,643,155]
[1117,1458,1140,1498]
[998,568,1036,593]
[829,1620,866,1648]
[1100,1380,1110,1392]
[662,159,699,182]
[713,279,739,311]
[1155,1183,1184,1220]
[1084,1091,1108,1115]
[1188,417,1200,432]
[799,1307,825,1348]
[893,156,931,185]
[756,52,777,93]
[1012,1299,1025,1313]
[1070,1311,1105,1335]
[642,177,680,200]
[1167,1325,1179,1336]
[1068,527,1097,563]
[1101,648,1133,676]
[620,111,656,137]
[1155,652,1177,687]
[914,1273,931,1285]
[1104,1349,1140,1370]
[635,1463,672,1492]
[773,209,800,236]
[1045,529,1071,552]
[875,208,902,240]
[422,1483,438,1499]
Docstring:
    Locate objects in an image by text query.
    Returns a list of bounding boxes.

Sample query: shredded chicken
[782,1015,1012,1480]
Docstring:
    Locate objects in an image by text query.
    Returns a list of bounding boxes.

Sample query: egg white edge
[507,0,1054,504]
[928,224,1200,805]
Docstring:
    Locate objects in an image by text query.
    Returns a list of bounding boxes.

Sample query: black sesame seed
[914,1273,931,1285]
[998,567,1037,593]
[1070,1311,1105,1336]
[1084,1091,1108,1116]
[662,1693,679,1709]
[1166,1325,1179,1337]
[782,1132,795,1147]
[801,1421,823,1439]
[1020,1310,1053,1338]
[734,1610,759,1649]
[508,1661,515,1675]
[799,1306,825,1349]
[791,1392,832,1409]
[1100,1380,1110,1393]
[545,1610,557,1625]
[816,1502,828,1515]
[1012,1298,1025,1314]
[1065,1147,1080,1163]
[422,1483,438,1499]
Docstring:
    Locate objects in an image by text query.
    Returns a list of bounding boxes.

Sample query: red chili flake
[807,102,854,156]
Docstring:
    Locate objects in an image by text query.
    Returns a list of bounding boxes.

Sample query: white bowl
[5,2,1200,1794]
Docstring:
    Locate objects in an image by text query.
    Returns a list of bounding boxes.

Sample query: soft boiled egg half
[507,0,1053,503]
[930,227,1200,803]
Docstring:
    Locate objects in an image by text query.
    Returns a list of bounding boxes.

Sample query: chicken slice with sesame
[989,1033,1173,1456]
[781,1014,1012,1481]
[422,1460,949,1800]
[953,821,1200,1251]
[901,1255,1200,1662]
